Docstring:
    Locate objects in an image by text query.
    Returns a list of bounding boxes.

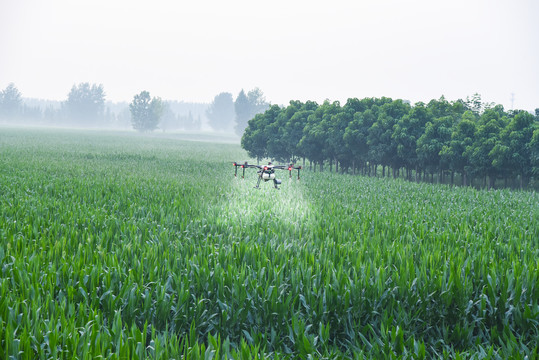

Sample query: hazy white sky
[1,0,538,111]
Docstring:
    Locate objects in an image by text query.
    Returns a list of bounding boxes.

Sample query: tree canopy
[234,88,269,136]
[65,83,106,125]
[0,83,22,120]
[206,92,235,132]
[242,96,538,189]
[129,91,163,132]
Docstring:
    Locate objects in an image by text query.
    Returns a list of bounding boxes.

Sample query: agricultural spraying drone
[233,162,301,189]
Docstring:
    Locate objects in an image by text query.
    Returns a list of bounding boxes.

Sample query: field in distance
[0,127,538,359]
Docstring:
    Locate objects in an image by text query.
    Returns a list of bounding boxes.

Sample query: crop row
[0,128,538,359]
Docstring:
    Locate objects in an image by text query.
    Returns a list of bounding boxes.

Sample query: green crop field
[1,127,538,359]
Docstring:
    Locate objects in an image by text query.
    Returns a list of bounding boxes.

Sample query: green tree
[490,111,535,187]
[319,101,343,172]
[282,101,318,164]
[427,96,466,121]
[297,100,342,171]
[466,108,508,188]
[299,106,331,172]
[465,93,483,115]
[416,116,453,183]
[344,109,376,175]
[392,102,432,180]
[265,104,294,162]
[531,128,539,180]
[330,99,367,173]
[368,99,410,177]
[206,92,235,132]
[0,83,23,120]
[129,91,163,132]
[342,98,388,175]
[241,105,282,162]
[65,83,106,125]
[440,111,477,185]
[234,88,269,136]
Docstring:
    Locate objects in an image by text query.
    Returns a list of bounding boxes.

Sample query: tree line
[242,96,539,189]
[0,83,268,134]
[0,83,119,127]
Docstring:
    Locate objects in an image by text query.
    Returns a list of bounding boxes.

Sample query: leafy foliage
[65,82,106,124]
[129,91,163,132]
[242,96,539,189]
[0,83,22,119]
[235,88,269,136]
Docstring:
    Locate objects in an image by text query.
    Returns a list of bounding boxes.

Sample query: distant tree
[392,102,432,180]
[65,83,106,124]
[331,100,371,173]
[531,128,539,179]
[179,111,201,131]
[116,108,132,128]
[206,92,235,132]
[344,109,376,174]
[299,102,334,171]
[451,99,467,116]
[0,83,23,120]
[465,93,483,114]
[21,104,42,120]
[247,88,269,113]
[467,108,508,188]
[242,105,282,162]
[238,94,535,189]
[129,91,163,132]
[282,101,318,163]
[193,113,202,131]
[416,116,453,182]
[440,111,477,185]
[490,111,535,187]
[325,101,351,172]
[368,99,410,177]
[159,102,179,132]
[428,96,466,123]
[234,88,269,136]
[44,105,58,123]
[234,90,250,135]
[266,104,294,162]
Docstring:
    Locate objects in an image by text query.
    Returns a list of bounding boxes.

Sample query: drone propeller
[233,161,261,178]
[272,164,302,179]
[288,164,302,180]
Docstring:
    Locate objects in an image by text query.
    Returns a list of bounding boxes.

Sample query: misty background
[1,0,538,119]
[0,82,270,134]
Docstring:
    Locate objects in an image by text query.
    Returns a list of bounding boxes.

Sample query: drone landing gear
[254,175,262,189]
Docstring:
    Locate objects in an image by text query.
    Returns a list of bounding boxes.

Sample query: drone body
[233,162,301,189]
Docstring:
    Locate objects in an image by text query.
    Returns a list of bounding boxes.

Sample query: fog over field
[1,0,538,112]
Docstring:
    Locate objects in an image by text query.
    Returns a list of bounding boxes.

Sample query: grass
[0,127,538,359]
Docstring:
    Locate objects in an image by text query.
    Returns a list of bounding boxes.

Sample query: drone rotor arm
[232,161,300,185]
